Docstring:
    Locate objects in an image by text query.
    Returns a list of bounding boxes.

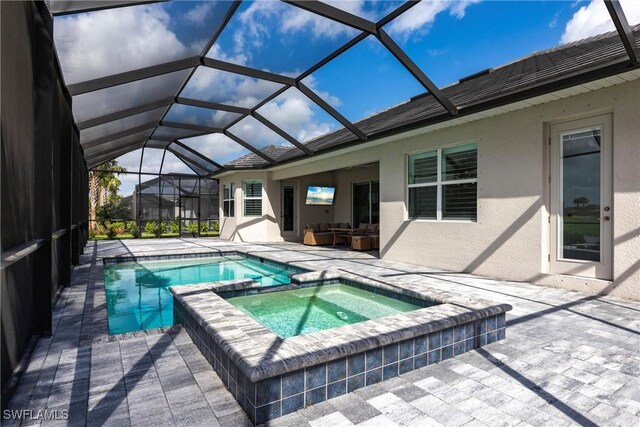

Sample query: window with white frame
[223,183,234,217]
[408,142,477,221]
[243,181,262,217]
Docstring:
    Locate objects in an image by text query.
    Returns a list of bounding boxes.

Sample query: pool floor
[226,284,426,338]
[104,256,299,334]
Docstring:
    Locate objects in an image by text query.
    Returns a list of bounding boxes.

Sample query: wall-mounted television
[305,186,336,205]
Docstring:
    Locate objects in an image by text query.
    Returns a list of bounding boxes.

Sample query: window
[408,143,477,221]
[223,183,235,217]
[243,181,262,216]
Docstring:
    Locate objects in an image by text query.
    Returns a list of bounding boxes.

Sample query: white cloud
[55,4,189,84]
[561,0,640,43]
[235,0,360,53]
[184,65,284,109]
[161,152,193,174]
[228,116,289,148]
[140,148,165,174]
[388,0,478,38]
[113,149,143,172]
[180,133,251,164]
[257,88,336,142]
[118,174,139,197]
[185,2,214,25]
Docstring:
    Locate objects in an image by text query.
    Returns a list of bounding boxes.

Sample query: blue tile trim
[174,293,508,424]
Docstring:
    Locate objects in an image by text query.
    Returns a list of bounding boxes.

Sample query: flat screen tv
[305,186,336,205]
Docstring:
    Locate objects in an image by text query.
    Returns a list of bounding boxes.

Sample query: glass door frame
[281,181,297,238]
[548,114,612,279]
[352,180,380,226]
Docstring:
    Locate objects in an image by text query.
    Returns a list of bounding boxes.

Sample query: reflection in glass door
[550,115,611,279]
[561,130,601,261]
[352,181,379,226]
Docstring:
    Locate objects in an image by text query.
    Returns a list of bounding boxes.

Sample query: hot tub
[171,270,511,424]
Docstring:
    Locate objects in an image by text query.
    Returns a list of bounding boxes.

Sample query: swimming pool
[104,255,301,334]
[227,284,430,338]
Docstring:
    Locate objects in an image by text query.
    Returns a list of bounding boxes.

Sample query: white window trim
[223,183,234,218]
[243,180,263,217]
[407,145,478,221]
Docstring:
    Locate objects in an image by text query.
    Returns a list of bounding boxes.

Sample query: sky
[53,0,640,195]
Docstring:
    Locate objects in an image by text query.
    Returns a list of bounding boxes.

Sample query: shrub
[212,221,220,233]
[111,222,126,235]
[144,221,158,235]
[169,221,180,234]
[126,221,140,238]
[187,222,198,236]
[200,223,209,233]
[159,221,168,236]
[106,226,117,240]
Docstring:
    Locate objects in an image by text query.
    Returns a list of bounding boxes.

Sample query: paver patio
[4,239,639,426]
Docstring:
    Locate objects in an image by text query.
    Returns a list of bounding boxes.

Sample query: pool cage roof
[49,0,640,177]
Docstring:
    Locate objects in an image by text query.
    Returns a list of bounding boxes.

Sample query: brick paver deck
[4,239,639,426]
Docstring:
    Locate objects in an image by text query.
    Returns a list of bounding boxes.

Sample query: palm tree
[89,160,127,232]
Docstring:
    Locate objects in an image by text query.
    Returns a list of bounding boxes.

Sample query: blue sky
[54,0,640,194]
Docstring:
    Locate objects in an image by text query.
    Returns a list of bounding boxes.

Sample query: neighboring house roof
[221,26,640,170]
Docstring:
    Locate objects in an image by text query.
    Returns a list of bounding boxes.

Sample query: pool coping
[170,269,512,383]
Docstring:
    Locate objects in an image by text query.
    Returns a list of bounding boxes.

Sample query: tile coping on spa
[170,269,512,383]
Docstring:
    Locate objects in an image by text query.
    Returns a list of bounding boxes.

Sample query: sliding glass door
[352,181,379,226]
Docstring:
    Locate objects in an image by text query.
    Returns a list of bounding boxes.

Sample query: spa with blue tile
[172,268,510,424]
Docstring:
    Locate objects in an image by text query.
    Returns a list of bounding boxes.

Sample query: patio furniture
[351,236,372,251]
[328,227,352,247]
[303,223,350,246]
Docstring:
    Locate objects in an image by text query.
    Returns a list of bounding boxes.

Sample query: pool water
[226,284,427,338]
[104,256,299,334]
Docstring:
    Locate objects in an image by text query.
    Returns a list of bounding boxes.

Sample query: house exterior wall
[333,165,380,226]
[218,171,282,242]
[219,80,640,299]
[294,171,336,237]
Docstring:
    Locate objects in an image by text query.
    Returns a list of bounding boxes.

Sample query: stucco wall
[333,164,380,226]
[220,80,640,299]
[218,171,282,242]
[294,171,336,236]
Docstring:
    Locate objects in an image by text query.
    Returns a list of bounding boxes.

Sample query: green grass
[91,231,219,240]
[200,232,220,237]
[563,216,599,243]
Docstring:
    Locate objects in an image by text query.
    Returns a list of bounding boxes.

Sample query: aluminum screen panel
[302,35,423,123]
[146,140,171,150]
[180,66,284,109]
[382,1,623,88]
[140,147,165,174]
[72,69,191,124]
[83,129,152,153]
[151,126,204,140]
[160,151,194,175]
[326,1,405,21]
[169,143,217,173]
[79,107,166,144]
[255,87,343,143]
[205,0,355,76]
[164,104,241,129]
[179,133,252,166]
[111,148,144,172]
[87,142,146,168]
[48,1,157,15]
[54,1,234,84]
[227,116,296,150]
